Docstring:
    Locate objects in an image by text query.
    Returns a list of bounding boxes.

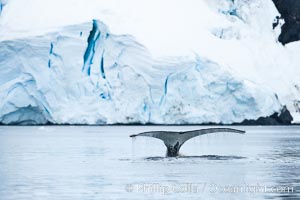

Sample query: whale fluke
[130,128,245,157]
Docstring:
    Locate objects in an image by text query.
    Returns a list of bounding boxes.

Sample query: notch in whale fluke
[130,128,245,157]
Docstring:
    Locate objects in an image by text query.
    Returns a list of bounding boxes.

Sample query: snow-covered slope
[0,0,299,124]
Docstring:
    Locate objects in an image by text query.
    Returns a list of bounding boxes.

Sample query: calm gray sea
[0,126,299,200]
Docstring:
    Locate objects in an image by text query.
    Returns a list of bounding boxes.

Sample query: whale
[130,128,245,157]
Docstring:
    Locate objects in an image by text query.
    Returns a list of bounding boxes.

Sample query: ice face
[0,0,299,124]
[0,19,283,125]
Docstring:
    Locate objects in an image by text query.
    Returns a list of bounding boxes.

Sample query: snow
[0,0,299,124]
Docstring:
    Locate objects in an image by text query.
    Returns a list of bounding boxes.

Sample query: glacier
[0,0,299,125]
[0,0,6,16]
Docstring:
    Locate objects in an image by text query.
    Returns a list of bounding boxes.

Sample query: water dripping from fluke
[130,128,245,157]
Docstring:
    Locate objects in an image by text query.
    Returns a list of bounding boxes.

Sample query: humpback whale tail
[130,128,245,157]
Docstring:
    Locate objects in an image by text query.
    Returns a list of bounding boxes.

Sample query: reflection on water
[0,126,299,200]
[145,155,246,161]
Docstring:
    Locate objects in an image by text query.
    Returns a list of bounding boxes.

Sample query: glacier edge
[0,19,289,125]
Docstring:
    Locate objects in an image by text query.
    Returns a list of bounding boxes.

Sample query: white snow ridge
[0,0,299,124]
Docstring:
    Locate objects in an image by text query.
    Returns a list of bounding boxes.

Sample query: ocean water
[0,126,299,200]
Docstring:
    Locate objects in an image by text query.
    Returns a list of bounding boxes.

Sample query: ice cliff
[0,0,299,124]
[0,0,7,16]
